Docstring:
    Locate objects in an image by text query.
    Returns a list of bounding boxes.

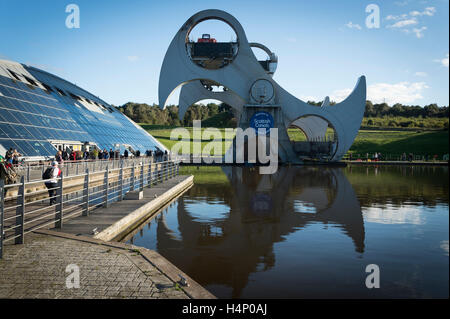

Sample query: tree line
[117,101,449,128]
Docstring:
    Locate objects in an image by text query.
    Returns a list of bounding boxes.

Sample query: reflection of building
[0,60,166,158]
[131,167,365,298]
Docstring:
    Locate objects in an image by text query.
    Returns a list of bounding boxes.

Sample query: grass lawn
[141,124,449,158]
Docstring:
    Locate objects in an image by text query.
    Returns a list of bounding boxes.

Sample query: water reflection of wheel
[250,192,272,216]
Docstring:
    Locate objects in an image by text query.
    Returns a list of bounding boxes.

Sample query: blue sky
[0,0,448,106]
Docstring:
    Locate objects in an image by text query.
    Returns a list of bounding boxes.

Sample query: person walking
[43,161,61,206]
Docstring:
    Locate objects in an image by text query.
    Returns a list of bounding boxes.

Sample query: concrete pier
[52,175,193,240]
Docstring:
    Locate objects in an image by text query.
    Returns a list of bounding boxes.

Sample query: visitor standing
[43,161,61,206]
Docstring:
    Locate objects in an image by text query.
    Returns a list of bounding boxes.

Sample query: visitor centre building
[0,59,166,160]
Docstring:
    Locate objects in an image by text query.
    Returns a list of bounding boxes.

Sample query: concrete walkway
[0,231,213,299]
[0,175,215,299]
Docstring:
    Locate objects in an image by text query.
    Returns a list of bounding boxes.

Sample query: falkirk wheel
[158,9,366,163]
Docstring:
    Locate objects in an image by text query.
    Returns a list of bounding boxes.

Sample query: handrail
[7,156,175,183]
[0,159,181,258]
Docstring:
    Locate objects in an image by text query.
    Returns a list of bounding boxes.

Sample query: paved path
[0,232,189,299]
[0,175,215,299]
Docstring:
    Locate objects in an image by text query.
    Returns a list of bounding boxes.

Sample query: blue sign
[249,111,274,135]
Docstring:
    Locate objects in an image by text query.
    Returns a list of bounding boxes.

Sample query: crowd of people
[53,146,170,164]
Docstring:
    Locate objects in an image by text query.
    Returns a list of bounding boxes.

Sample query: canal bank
[0,174,216,299]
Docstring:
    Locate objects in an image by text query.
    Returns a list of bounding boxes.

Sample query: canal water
[125,165,449,298]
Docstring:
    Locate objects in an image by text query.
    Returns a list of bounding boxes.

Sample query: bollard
[15,176,25,244]
[83,169,90,216]
[55,174,64,228]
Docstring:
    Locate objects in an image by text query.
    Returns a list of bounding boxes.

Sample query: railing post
[104,166,109,208]
[157,163,161,184]
[148,161,152,187]
[0,180,4,259]
[165,162,168,181]
[15,176,25,244]
[140,163,144,191]
[177,162,179,176]
[119,161,124,201]
[83,169,90,216]
[76,163,79,176]
[26,165,30,182]
[131,163,135,191]
[55,173,63,228]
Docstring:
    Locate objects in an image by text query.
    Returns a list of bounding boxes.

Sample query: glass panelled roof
[0,60,166,157]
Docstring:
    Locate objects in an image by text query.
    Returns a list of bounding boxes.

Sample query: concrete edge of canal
[94,175,194,242]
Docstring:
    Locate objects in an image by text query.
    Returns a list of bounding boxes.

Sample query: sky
[0,0,448,107]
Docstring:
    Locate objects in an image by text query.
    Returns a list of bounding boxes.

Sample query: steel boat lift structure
[158,9,366,163]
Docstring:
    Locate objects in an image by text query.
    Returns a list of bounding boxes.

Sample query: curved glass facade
[0,60,166,157]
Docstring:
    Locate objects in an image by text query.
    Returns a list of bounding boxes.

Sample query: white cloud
[386,13,408,20]
[127,55,139,62]
[387,18,418,28]
[331,82,429,104]
[414,71,428,77]
[434,53,449,68]
[385,6,435,38]
[410,7,436,17]
[412,26,427,38]
[300,95,320,102]
[345,21,362,30]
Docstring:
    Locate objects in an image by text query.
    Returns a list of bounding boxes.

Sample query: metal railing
[0,159,180,259]
[342,153,449,162]
[11,156,173,183]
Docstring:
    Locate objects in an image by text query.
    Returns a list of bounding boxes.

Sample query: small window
[41,82,54,93]
[68,92,81,100]
[23,75,38,87]
[54,87,67,96]
[7,69,21,81]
